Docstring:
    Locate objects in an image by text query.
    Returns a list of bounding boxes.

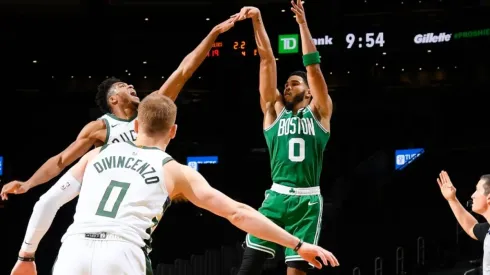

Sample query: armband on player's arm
[20,171,81,254]
[296,9,331,118]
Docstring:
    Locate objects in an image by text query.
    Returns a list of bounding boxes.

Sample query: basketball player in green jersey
[235,2,333,274]
[10,93,338,275]
[1,17,236,200]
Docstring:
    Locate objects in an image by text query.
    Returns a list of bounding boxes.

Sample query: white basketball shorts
[52,233,152,275]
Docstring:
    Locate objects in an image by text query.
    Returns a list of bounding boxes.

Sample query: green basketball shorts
[245,183,323,263]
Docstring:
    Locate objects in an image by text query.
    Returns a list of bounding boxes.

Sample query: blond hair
[137,93,177,135]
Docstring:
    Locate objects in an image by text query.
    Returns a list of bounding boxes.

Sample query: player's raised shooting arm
[294,1,332,119]
[166,162,301,250]
[156,18,234,101]
[18,148,99,258]
[25,120,105,190]
[251,11,281,113]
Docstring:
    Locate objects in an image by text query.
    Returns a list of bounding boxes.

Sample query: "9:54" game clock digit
[346,32,385,49]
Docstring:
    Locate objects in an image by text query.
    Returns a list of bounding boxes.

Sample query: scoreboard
[207,41,258,58]
[206,27,490,59]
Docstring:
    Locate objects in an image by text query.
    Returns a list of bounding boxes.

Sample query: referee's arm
[447,198,479,240]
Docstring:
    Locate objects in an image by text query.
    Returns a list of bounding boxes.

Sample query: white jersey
[98,113,137,145]
[63,141,173,252]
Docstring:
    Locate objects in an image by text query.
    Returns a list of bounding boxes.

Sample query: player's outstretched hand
[212,17,236,34]
[297,242,339,269]
[11,260,37,275]
[231,6,260,22]
[1,180,30,200]
[291,0,307,25]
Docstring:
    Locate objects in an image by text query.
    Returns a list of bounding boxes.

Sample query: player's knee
[286,261,311,274]
[237,247,269,275]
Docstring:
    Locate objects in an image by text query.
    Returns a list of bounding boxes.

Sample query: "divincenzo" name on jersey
[93,156,160,184]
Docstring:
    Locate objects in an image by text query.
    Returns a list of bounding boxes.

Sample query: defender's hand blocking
[291,0,307,24]
[437,170,457,201]
[212,17,236,34]
[1,180,30,200]
[232,6,260,22]
[298,242,339,269]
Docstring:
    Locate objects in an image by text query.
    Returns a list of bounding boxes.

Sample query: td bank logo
[279,34,299,54]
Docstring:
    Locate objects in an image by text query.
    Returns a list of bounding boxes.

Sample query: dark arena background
[1,0,490,274]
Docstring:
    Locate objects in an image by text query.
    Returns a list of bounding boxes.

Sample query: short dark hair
[95,77,121,113]
[138,93,177,135]
[481,175,490,195]
[289,71,309,87]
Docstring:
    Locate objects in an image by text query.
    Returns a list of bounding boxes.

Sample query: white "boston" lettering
[278,117,315,136]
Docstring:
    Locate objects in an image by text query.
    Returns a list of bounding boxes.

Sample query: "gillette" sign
[414,32,451,44]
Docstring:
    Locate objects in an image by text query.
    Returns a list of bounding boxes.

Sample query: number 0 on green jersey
[264,106,330,188]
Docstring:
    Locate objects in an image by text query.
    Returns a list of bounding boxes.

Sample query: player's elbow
[36,194,60,213]
[53,153,70,170]
[180,66,193,81]
[260,59,276,69]
[260,53,275,62]
[180,56,196,80]
[227,203,252,225]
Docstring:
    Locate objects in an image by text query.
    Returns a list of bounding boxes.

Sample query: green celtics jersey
[264,106,330,188]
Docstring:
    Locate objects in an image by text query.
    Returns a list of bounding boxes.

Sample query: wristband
[302,51,321,67]
[18,256,35,262]
[293,239,304,252]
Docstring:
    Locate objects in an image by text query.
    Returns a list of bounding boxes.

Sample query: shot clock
[346,32,385,49]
